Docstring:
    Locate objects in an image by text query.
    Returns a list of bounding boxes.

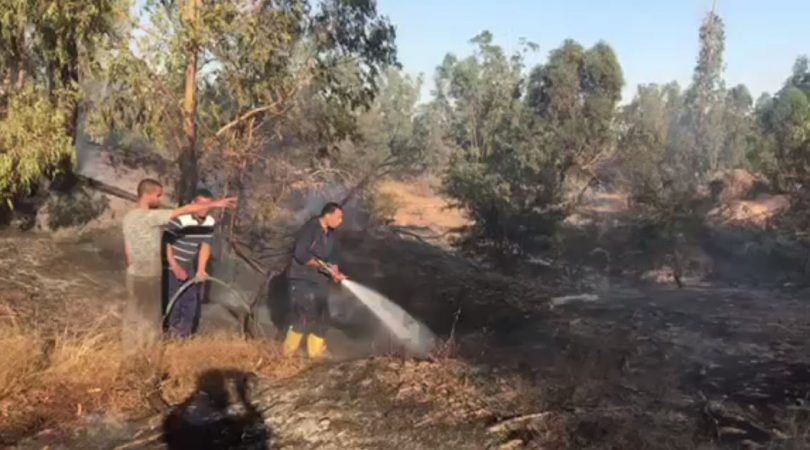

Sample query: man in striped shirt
[165,188,217,338]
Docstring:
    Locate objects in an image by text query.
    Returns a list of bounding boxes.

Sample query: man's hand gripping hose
[314,258,347,283]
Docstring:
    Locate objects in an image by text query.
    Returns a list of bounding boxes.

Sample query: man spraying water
[283,202,436,359]
[283,202,347,359]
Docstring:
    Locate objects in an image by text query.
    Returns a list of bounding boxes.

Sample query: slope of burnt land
[5,226,810,449]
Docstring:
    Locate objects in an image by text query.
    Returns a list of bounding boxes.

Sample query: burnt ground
[333,227,810,448]
[4,224,810,449]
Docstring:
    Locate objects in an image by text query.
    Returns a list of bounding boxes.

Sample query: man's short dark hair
[320,202,342,217]
[194,188,214,199]
[137,178,162,198]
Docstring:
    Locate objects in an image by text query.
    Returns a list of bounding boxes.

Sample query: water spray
[340,280,437,358]
[311,258,436,356]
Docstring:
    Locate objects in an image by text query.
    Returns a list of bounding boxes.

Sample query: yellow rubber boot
[283,329,303,357]
[306,334,327,359]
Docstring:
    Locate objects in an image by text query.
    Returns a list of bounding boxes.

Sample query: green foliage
[89,0,397,158]
[527,40,624,179]
[0,0,125,93]
[678,11,727,178]
[0,88,76,205]
[619,82,682,193]
[719,84,756,169]
[0,0,123,206]
[438,34,623,251]
[348,68,425,170]
[620,11,767,228]
[438,34,537,248]
[759,86,810,189]
[752,56,810,192]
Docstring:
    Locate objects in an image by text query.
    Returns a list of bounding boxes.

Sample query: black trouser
[288,279,329,336]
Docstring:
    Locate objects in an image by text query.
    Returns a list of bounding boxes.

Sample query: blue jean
[167,268,202,338]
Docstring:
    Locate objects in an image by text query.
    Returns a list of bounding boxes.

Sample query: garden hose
[162,276,252,326]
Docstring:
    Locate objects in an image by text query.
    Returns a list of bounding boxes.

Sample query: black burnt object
[164,369,270,450]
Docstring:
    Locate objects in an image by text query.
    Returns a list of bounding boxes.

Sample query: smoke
[341,280,436,357]
[289,182,370,231]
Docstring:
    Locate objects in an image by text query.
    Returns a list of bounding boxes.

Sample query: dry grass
[0,232,311,445]
[0,328,45,401]
[0,321,305,445]
[159,333,302,404]
[377,177,470,232]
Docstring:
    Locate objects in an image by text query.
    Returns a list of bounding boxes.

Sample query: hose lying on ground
[163,276,252,327]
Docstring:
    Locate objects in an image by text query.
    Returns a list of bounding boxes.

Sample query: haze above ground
[380,0,809,103]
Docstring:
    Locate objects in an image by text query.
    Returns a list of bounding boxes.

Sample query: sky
[378,0,809,103]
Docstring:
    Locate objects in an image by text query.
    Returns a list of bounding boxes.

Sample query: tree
[439,35,623,252]
[679,9,727,177]
[438,33,536,248]
[0,88,75,206]
[89,0,397,203]
[436,31,527,162]
[180,0,202,206]
[526,39,624,193]
[349,68,424,170]
[0,0,124,98]
[755,56,810,191]
[762,87,810,189]
[0,0,124,205]
[719,84,755,168]
[787,56,810,94]
[619,82,682,194]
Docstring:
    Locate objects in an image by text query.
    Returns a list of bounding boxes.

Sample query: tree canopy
[1,3,810,244]
[0,0,125,205]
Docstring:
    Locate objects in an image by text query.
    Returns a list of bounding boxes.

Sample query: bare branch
[215,104,280,137]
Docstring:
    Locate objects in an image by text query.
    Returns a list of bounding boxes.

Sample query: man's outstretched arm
[169,197,237,219]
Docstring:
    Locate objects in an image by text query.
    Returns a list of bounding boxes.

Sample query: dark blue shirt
[287,217,338,283]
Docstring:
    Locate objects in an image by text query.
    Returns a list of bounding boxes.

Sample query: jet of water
[341,280,436,357]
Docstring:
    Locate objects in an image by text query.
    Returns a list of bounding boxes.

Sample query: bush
[0,88,76,207]
[443,145,565,254]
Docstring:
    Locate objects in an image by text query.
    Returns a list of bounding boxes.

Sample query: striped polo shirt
[166,214,216,271]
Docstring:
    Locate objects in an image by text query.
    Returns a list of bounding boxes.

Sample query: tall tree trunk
[178,0,201,204]
[61,62,80,145]
[15,33,28,93]
[1,68,11,103]
[16,62,26,91]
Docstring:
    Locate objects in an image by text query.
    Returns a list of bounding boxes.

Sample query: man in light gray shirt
[122,178,235,352]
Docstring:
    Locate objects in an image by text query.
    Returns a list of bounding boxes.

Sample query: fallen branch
[389,227,442,244]
[215,104,279,137]
[111,432,163,450]
[390,225,453,240]
[487,412,552,433]
[76,175,138,203]
[550,293,599,309]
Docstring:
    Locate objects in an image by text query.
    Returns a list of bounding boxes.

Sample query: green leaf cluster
[0,87,76,206]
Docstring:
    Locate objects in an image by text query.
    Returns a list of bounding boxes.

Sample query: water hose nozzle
[314,258,334,276]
